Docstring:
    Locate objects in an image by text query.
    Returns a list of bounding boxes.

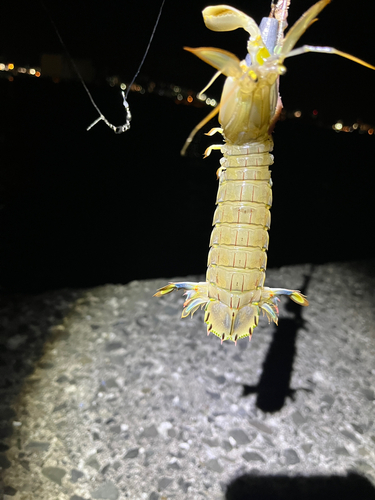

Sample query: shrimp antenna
[40,0,166,134]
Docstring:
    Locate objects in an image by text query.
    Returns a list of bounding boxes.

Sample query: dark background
[1,0,375,292]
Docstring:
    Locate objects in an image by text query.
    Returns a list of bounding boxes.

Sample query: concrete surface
[0,260,375,499]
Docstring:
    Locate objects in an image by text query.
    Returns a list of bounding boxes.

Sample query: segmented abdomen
[206,138,274,309]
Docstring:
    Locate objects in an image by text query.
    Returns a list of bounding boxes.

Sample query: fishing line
[40,0,166,133]
[125,0,166,101]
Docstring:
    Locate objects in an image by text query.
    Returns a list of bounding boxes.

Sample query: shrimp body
[155,1,374,344]
[205,138,275,341]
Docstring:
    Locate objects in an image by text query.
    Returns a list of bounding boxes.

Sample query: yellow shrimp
[155,0,375,344]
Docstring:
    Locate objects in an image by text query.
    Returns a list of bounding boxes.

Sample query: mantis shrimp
[155,0,375,344]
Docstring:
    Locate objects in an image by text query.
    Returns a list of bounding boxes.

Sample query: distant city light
[1,59,374,137]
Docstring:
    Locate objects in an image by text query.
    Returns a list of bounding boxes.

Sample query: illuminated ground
[0,261,375,499]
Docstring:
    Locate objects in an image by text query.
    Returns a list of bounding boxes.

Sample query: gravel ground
[0,260,375,500]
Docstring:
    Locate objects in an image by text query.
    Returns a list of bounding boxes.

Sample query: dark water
[1,79,374,292]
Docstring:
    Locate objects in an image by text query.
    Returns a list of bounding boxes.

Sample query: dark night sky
[1,0,375,292]
[1,0,375,114]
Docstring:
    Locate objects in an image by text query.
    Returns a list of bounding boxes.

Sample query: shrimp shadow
[242,267,314,413]
[225,471,375,500]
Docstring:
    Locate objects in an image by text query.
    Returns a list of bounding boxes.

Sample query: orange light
[8,63,14,70]
[187,95,193,103]
[35,71,41,77]
[368,128,374,135]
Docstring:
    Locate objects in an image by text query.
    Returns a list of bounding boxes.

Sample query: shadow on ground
[242,268,314,412]
[225,471,375,500]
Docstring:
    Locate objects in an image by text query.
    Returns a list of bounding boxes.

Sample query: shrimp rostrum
[155,0,375,344]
